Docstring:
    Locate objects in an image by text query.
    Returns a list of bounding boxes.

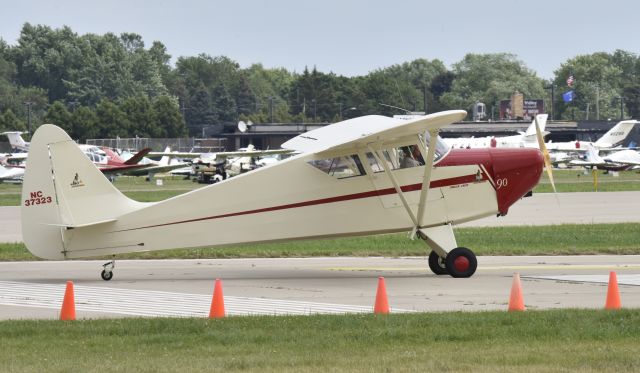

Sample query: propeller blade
[534,115,556,193]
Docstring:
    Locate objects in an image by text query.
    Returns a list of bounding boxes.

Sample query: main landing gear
[419,225,477,278]
[101,258,115,281]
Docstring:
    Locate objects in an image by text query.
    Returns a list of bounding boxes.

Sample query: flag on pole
[566,73,575,87]
[562,90,575,103]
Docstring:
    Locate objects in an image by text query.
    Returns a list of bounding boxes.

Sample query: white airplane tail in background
[583,144,604,164]
[1,131,29,152]
[594,120,638,148]
[523,114,548,139]
[21,124,145,259]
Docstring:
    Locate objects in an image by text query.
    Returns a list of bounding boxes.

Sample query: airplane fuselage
[49,147,542,259]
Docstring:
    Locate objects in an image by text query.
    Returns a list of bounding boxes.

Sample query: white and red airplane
[20,111,544,280]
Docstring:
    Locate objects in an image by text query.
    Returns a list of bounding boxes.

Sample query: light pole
[544,84,555,120]
[616,97,625,119]
[268,96,274,123]
[312,99,317,123]
[23,101,33,136]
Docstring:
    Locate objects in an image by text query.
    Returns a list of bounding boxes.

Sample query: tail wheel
[428,251,448,275]
[445,247,477,278]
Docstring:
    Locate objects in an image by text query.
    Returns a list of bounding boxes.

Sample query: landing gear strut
[101,258,115,281]
[419,225,478,278]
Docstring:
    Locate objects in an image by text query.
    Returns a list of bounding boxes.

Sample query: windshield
[423,131,451,163]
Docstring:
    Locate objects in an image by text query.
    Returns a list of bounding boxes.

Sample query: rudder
[21,124,144,259]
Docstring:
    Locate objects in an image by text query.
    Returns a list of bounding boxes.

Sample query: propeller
[534,114,557,193]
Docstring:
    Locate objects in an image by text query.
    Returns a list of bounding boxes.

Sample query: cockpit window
[308,154,365,179]
[424,132,451,161]
[367,144,426,172]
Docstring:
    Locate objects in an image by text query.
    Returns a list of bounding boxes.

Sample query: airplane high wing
[20,111,543,280]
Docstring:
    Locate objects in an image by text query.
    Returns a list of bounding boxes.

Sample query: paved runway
[2,191,639,319]
[0,256,638,319]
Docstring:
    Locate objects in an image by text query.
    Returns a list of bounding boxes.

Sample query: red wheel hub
[453,256,470,272]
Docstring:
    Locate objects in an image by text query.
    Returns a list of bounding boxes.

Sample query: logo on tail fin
[70,173,85,188]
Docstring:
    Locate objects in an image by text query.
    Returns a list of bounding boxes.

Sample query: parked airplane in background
[122,147,190,180]
[1,130,186,178]
[21,111,546,281]
[547,120,638,152]
[570,144,640,171]
[171,145,294,183]
[1,131,29,152]
[442,114,548,149]
[0,164,25,182]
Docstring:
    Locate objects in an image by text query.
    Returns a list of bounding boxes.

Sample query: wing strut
[367,145,419,228]
[416,129,440,229]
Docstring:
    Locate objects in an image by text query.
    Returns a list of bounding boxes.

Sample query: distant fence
[86,137,228,153]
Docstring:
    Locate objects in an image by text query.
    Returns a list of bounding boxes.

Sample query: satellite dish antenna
[238,121,247,133]
[246,120,253,127]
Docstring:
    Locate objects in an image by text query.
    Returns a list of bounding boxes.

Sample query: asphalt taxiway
[0,255,638,319]
[2,191,639,319]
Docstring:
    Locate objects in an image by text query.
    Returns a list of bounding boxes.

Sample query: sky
[1,0,637,80]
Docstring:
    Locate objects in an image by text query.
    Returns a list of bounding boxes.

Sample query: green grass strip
[3,223,640,261]
[1,310,639,372]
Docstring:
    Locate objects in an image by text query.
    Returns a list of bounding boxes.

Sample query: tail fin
[584,144,603,163]
[524,114,548,137]
[159,146,171,166]
[21,124,143,259]
[124,147,152,165]
[2,131,29,152]
[595,120,638,148]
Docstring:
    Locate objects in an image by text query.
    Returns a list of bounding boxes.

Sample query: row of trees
[1,23,640,141]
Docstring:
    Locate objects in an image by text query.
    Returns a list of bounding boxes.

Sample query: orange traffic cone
[374,277,390,314]
[605,271,622,310]
[508,273,526,311]
[208,278,225,318]
[60,281,76,320]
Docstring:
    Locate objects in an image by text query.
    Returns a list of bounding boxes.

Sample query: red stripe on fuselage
[111,173,482,233]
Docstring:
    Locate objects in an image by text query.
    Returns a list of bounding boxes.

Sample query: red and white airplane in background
[20,111,544,280]
[1,131,184,178]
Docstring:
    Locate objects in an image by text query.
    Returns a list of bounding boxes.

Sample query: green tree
[211,83,236,122]
[0,109,26,132]
[186,85,216,128]
[95,99,129,138]
[153,96,186,137]
[43,101,73,133]
[553,52,623,120]
[11,23,84,102]
[120,95,159,137]
[440,53,545,118]
[70,106,99,141]
[289,67,341,122]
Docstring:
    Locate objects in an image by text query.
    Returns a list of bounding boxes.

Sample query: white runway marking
[0,281,408,317]
[526,274,640,286]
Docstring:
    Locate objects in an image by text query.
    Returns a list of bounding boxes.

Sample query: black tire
[428,251,448,275]
[444,247,477,278]
[101,270,113,281]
